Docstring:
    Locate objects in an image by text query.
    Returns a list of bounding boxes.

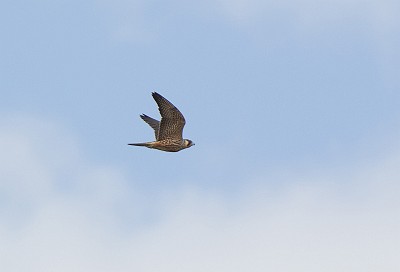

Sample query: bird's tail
[128,142,149,147]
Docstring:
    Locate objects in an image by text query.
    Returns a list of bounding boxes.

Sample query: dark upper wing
[152,92,186,140]
[140,114,160,140]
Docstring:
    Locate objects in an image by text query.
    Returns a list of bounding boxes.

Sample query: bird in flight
[129,92,195,152]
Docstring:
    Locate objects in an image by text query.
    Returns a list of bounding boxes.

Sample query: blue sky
[1,0,400,271]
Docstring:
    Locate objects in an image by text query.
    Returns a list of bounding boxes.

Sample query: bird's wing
[152,92,186,140]
[140,114,160,140]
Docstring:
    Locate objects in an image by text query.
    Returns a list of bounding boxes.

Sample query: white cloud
[210,0,400,90]
[213,0,399,28]
[0,115,399,271]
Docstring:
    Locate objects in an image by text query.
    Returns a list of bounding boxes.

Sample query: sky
[1,0,400,271]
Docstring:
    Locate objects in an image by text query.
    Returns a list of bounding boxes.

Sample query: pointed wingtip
[152,92,162,98]
[140,114,152,121]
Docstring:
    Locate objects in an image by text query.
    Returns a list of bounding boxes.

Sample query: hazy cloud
[1,115,399,271]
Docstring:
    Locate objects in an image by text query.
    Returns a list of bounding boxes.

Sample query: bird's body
[129,139,191,152]
[129,92,194,152]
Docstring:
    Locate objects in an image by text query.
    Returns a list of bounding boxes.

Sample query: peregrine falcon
[128,92,195,152]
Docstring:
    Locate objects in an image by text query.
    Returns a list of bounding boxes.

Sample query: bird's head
[184,139,195,148]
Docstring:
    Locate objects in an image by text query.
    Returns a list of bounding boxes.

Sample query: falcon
[129,92,195,152]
